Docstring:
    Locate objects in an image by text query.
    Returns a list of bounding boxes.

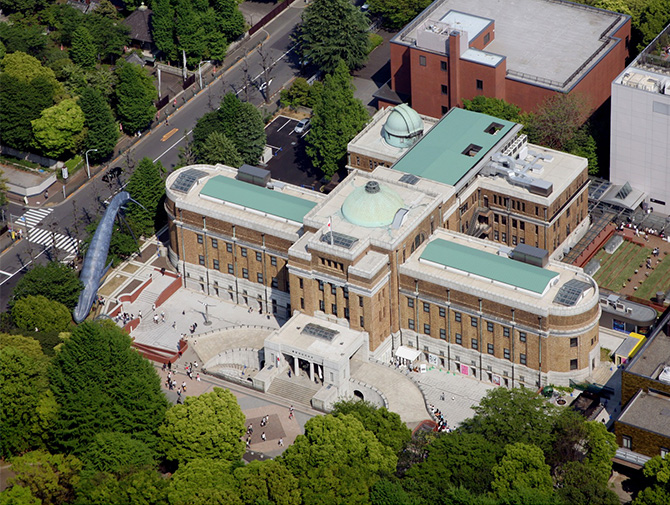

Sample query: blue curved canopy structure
[73,191,135,323]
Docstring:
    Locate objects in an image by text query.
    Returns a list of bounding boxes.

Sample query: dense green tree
[235,460,301,505]
[557,461,620,505]
[70,25,96,68]
[369,478,423,505]
[151,0,243,66]
[0,52,61,151]
[31,98,86,158]
[62,63,117,99]
[84,12,130,63]
[281,414,397,505]
[158,387,246,465]
[460,387,559,453]
[231,101,266,165]
[198,131,243,167]
[491,443,553,497]
[79,87,118,161]
[11,262,82,310]
[40,3,83,46]
[462,95,524,123]
[0,51,60,86]
[0,485,40,505]
[7,450,83,505]
[0,335,56,458]
[125,157,165,236]
[48,321,169,454]
[296,0,370,73]
[12,295,72,333]
[564,124,599,175]
[306,59,369,178]
[191,93,265,165]
[0,0,50,14]
[633,455,670,505]
[331,400,411,454]
[114,60,157,133]
[166,458,241,505]
[150,0,177,60]
[0,40,5,60]
[81,432,156,475]
[406,432,503,496]
[74,468,167,505]
[369,0,432,30]
[280,77,311,109]
[0,22,47,56]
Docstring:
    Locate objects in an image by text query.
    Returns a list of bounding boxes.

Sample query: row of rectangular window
[196,235,278,266]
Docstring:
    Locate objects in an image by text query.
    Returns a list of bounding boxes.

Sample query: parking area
[263,115,323,189]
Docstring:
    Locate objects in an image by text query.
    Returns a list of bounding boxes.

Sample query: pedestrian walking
[261,432,266,442]
[152,303,156,311]
[278,438,284,447]
[196,373,200,382]
[138,310,142,319]
[182,381,187,392]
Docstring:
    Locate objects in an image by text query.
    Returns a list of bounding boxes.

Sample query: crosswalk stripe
[18,208,54,229]
[26,227,80,255]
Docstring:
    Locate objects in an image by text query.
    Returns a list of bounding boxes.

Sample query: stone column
[309,361,314,382]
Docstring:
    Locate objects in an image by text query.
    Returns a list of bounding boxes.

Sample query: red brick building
[385,0,631,117]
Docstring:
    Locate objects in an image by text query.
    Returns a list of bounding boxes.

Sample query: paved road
[0,3,308,310]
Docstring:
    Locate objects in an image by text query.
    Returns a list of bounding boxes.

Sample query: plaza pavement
[97,238,507,434]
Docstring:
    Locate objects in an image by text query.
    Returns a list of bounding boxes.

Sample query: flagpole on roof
[329,216,333,246]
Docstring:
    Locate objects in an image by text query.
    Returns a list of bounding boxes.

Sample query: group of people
[621,221,667,240]
[116,312,135,325]
[428,404,451,433]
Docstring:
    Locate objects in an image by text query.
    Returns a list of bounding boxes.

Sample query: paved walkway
[160,346,315,459]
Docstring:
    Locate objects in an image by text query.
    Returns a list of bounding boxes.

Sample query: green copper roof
[392,108,516,186]
[201,175,316,223]
[341,180,405,228]
[420,239,558,294]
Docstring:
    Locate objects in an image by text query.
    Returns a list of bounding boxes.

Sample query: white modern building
[611,25,670,214]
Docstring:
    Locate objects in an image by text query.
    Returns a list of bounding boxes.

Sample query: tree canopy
[280,414,397,504]
[491,442,553,497]
[150,0,244,66]
[198,131,243,167]
[11,262,83,311]
[48,321,169,454]
[31,98,85,159]
[7,450,83,505]
[80,432,157,475]
[69,25,96,69]
[331,400,411,454]
[12,295,72,333]
[114,60,157,133]
[191,93,266,166]
[166,458,241,505]
[306,59,369,179]
[79,87,119,162]
[158,387,246,465]
[296,0,370,74]
[0,334,56,458]
[368,0,432,30]
[125,157,165,236]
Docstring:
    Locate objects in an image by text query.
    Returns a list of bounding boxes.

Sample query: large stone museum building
[164,106,600,402]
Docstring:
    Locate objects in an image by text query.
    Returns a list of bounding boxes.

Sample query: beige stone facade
[164,108,600,389]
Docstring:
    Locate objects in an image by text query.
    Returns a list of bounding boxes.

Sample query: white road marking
[153,130,192,162]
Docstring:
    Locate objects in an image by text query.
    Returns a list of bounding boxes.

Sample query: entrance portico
[258,312,369,406]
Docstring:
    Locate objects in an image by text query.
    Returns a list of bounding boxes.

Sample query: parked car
[294,118,310,134]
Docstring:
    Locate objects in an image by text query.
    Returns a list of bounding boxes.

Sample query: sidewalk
[7,2,305,213]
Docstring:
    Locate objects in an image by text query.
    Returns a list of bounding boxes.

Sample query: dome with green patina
[382,104,424,149]
[341,181,405,228]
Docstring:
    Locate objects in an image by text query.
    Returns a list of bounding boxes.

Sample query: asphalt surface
[0,2,309,310]
[264,115,323,188]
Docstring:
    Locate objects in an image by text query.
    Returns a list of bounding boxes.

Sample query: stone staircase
[267,377,321,407]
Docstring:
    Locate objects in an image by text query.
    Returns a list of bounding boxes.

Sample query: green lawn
[636,254,670,299]
[593,241,652,293]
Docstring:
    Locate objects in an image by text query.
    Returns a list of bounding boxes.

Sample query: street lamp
[85,149,98,179]
[198,60,211,90]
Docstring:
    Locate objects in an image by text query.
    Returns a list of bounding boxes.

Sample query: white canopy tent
[395,345,422,362]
